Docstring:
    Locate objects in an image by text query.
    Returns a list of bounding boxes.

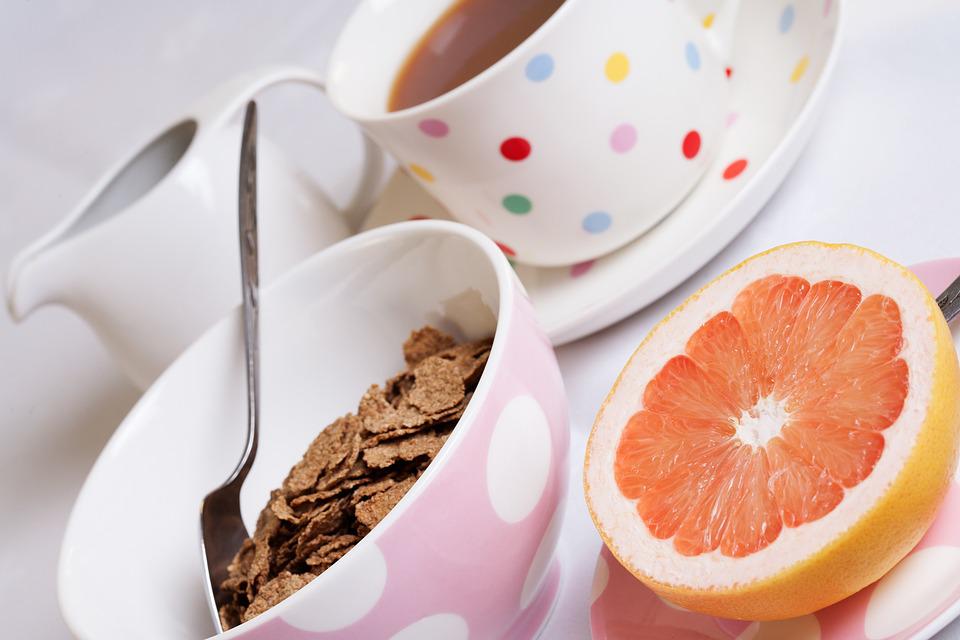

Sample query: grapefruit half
[584,242,960,620]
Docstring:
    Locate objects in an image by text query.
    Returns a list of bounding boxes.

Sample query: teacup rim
[325,0,580,123]
[57,220,520,639]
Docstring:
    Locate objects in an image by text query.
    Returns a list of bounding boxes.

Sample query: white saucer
[364,0,844,344]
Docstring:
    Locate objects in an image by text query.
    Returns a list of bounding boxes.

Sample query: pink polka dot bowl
[58,220,570,640]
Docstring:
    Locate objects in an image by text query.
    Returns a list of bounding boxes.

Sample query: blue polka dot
[582,211,612,234]
[685,42,701,71]
[780,5,795,33]
[525,54,555,82]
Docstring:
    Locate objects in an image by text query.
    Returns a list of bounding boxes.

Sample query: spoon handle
[234,101,260,484]
[938,273,960,323]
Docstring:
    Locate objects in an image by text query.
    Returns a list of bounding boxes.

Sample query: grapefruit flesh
[584,243,960,619]
[615,277,905,558]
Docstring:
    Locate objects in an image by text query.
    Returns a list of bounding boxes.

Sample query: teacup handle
[190,65,386,232]
[681,0,741,62]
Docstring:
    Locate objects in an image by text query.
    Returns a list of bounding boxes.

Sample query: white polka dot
[590,556,610,604]
[865,545,960,639]
[282,543,387,631]
[486,395,551,522]
[737,615,820,639]
[520,506,564,608]
[389,613,469,640]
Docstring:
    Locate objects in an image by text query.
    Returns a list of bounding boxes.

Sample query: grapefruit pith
[584,242,960,620]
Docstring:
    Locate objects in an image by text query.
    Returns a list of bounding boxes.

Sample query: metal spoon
[939,274,960,323]
[200,100,260,634]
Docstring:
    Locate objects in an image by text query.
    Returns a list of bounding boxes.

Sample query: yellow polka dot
[605,52,629,83]
[702,13,715,28]
[409,163,434,182]
[790,55,810,83]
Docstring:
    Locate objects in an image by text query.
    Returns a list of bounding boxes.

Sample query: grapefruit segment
[833,294,904,366]
[766,438,843,528]
[642,355,740,420]
[585,243,960,620]
[613,412,734,500]
[718,447,782,558]
[685,311,759,412]
[671,444,783,558]
[672,453,736,555]
[775,280,862,398]
[730,274,809,397]
[779,421,884,488]
[635,441,735,540]
[792,359,908,430]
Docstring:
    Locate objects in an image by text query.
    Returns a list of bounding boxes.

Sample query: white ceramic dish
[363,0,844,344]
[58,221,570,639]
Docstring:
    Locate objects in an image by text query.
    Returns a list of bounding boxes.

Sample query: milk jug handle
[194,65,386,232]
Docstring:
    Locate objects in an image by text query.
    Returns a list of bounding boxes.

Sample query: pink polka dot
[609,124,637,153]
[570,260,594,278]
[419,119,449,137]
[725,112,739,128]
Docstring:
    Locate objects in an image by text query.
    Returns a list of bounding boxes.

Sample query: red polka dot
[495,241,517,257]
[500,137,531,161]
[725,67,733,78]
[408,215,430,221]
[723,158,748,180]
[682,130,701,159]
[570,260,595,278]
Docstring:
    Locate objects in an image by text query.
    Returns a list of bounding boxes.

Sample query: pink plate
[589,259,960,640]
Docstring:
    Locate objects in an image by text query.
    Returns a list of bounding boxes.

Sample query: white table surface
[2,1,960,638]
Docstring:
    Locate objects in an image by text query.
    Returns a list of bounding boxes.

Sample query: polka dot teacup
[327,0,733,266]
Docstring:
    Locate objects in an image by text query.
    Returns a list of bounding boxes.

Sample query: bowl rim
[57,219,520,639]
